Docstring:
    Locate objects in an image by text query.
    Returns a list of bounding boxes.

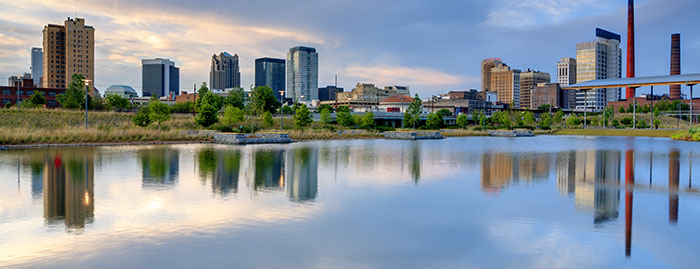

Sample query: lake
[0,136,699,268]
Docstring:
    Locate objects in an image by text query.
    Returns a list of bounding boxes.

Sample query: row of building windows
[1,90,58,96]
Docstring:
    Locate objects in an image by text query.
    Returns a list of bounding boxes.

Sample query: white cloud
[344,65,473,87]
[483,0,614,30]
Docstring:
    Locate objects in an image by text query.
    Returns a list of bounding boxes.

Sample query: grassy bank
[0,108,209,145]
[554,128,682,138]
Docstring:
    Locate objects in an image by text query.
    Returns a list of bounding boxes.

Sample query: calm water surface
[1,136,699,268]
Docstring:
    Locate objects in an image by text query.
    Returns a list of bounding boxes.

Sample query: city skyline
[0,0,699,98]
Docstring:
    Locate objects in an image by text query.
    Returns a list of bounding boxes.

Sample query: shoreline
[1,129,691,150]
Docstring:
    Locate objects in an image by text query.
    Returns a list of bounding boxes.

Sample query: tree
[456,114,469,129]
[538,104,552,110]
[28,91,46,106]
[222,105,245,129]
[57,73,87,109]
[566,115,581,127]
[281,105,294,114]
[262,111,274,128]
[554,110,564,124]
[337,109,354,127]
[198,91,223,112]
[436,108,452,118]
[195,82,210,111]
[105,94,131,111]
[223,87,245,109]
[403,94,422,128]
[654,119,661,129]
[523,111,536,126]
[133,105,152,127]
[539,113,552,129]
[149,99,171,127]
[293,104,312,128]
[359,112,375,129]
[172,101,194,113]
[250,86,281,114]
[619,106,626,114]
[492,111,511,128]
[318,104,334,113]
[426,113,442,129]
[320,108,332,124]
[195,103,219,127]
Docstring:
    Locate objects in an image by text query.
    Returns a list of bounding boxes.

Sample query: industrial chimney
[626,0,635,100]
[670,34,681,100]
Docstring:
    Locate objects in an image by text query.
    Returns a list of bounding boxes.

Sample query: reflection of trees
[253,149,285,191]
[139,148,179,189]
[213,150,241,195]
[42,149,95,230]
[197,148,217,184]
[286,147,318,202]
[409,142,421,183]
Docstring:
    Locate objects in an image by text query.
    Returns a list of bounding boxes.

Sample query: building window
[2,90,10,95]
[2,99,10,104]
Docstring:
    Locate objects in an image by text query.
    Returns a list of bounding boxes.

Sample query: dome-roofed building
[105,85,138,98]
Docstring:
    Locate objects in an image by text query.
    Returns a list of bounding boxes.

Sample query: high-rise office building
[31,48,42,86]
[490,63,521,108]
[42,18,95,91]
[142,58,179,98]
[519,70,550,109]
[286,46,318,103]
[557,57,576,86]
[318,86,344,101]
[255,57,285,99]
[575,28,622,112]
[481,58,502,92]
[210,52,240,90]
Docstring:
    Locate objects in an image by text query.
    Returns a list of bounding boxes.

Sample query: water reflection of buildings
[198,149,242,195]
[286,147,318,202]
[252,149,285,191]
[140,148,179,189]
[481,152,550,191]
[43,151,95,229]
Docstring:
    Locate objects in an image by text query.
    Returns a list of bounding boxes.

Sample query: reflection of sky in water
[0,136,699,267]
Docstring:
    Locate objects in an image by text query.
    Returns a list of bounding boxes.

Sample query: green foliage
[619,106,626,114]
[104,94,131,111]
[654,119,661,127]
[320,108,331,124]
[612,119,620,127]
[554,110,564,124]
[222,105,245,128]
[641,104,650,114]
[172,101,194,113]
[250,86,281,114]
[436,108,452,118]
[223,88,245,109]
[28,91,46,106]
[538,104,552,110]
[133,105,152,127]
[57,74,87,109]
[638,119,648,129]
[620,117,633,126]
[194,82,210,110]
[403,94,422,128]
[539,113,552,129]
[359,112,375,129]
[198,91,223,112]
[281,105,294,114]
[426,112,443,130]
[456,114,469,129]
[337,106,351,113]
[262,111,274,128]
[149,99,171,127]
[293,104,312,128]
[565,115,581,127]
[318,104,334,113]
[337,110,354,127]
[492,111,511,128]
[522,111,536,126]
[196,103,219,127]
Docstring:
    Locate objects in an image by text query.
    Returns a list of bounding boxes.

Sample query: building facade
[142,58,179,98]
[318,86,344,101]
[210,52,240,91]
[42,17,95,92]
[1,78,65,107]
[105,85,138,98]
[575,28,622,112]
[490,63,521,108]
[31,48,43,86]
[8,73,31,87]
[557,57,576,86]
[481,58,502,92]
[519,70,551,109]
[286,46,318,103]
[255,57,285,99]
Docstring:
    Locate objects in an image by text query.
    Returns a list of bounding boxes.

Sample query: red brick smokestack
[670,34,681,100]
[626,0,635,99]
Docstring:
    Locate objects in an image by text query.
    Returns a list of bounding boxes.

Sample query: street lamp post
[650,85,654,129]
[16,75,20,109]
[689,84,695,129]
[632,87,637,129]
[279,90,284,130]
[84,80,91,130]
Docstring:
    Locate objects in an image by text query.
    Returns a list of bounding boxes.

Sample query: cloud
[344,65,472,87]
[483,0,615,30]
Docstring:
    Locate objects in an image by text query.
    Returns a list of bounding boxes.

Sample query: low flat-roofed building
[1,78,64,108]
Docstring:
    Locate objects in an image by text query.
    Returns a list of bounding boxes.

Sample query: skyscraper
[255,57,285,99]
[481,58,502,92]
[42,17,95,92]
[210,52,240,91]
[576,28,622,112]
[31,48,42,86]
[286,46,318,103]
[519,70,550,109]
[557,57,576,86]
[490,63,521,108]
[142,58,179,98]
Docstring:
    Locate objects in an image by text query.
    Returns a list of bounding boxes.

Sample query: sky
[0,0,699,98]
